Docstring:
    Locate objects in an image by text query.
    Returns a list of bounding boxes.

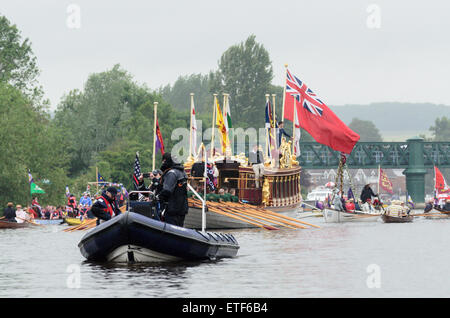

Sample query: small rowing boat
[322,208,380,223]
[0,220,30,229]
[381,213,414,223]
[64,217,84,226]
[33,219,65,225]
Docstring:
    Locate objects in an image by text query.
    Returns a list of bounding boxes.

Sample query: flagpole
[153,101,158,171]
[377,164,380,195]
[211,94,217,160]
[272,94,276,125]
[281,64,288,122]
[189,93,194,159]
[265,94,270,159]
[292,97,296,154]
[96,166,99,195]
[223,93,228,157]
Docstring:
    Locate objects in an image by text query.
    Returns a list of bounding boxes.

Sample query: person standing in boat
[157,152,188,227]
[277,121,293,147]
[91,187,120,225]
[249,144,265,188]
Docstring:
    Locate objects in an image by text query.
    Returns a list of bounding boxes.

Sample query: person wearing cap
[149,169,163,193]
[90,187,120,225]
[79,192,92,207]
[3,202,17,222]
[157,152,188,227]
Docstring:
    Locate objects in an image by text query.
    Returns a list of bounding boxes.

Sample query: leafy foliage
[429,116,450,141]
[348,118,383,142]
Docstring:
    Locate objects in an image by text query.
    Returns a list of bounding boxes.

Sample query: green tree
[159,73,213,114]
[348,118,383,142]
[0,82,68,207]
[209,35,274,128]
[429,116,450,141]
[0,15,43,104]
[54,64,134,175]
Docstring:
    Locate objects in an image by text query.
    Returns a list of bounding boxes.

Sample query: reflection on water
[1,212,450,297]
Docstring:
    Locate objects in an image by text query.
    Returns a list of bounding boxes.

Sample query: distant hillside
[333,102,450,138]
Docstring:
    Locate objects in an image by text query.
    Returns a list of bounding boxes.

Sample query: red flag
[283,69,360,154]
[379,167,393,194]
[435,166,450,194]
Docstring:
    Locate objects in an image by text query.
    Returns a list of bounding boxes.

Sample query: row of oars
[63,219,97,232]
[189,199,319,230]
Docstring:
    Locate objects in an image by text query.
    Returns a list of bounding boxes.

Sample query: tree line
[1,14,449,207]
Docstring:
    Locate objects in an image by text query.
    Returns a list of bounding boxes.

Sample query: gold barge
[183,141,302,229]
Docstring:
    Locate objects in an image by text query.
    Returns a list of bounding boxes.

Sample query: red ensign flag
[283,69,360,154]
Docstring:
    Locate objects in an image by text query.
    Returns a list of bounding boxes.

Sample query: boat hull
[33,219,64,225]
[322,209,380,223]
[0,220,30,229]
[381,214,414,223]
[78,211,239,263]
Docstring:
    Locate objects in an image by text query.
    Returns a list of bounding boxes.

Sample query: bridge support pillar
[403,137,426,204]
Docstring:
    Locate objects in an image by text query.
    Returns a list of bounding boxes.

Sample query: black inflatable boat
[78,211,240,263]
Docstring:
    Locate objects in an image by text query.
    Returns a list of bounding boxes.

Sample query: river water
[1,211,449,298]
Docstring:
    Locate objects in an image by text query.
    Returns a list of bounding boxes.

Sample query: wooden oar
[218,207,300,229]
[352,213,381,218]
[222,206,307,229]
[412,213,449,217]
[64,218,97,232]
[260,209,321,229]
[209,200,320,229]
[210,201,318,228]
[16,217,43,226]
[207,207,279,230]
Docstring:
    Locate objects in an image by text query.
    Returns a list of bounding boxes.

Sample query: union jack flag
[286,69,324,117]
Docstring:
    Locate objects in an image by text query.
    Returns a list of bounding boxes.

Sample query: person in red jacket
[345,198,356,212]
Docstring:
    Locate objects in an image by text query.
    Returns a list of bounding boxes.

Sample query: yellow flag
[215,99,228,154]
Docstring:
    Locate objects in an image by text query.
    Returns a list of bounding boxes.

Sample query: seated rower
[345,198,356,213]
[424,198,434,213]
[385,200,406,217]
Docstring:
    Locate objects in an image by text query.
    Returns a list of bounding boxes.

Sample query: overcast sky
[2,0,450,111]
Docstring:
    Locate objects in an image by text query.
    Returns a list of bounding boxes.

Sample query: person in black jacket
[91,187,120,225]
[3,202,17,222]
[360,184,378,204]
[157,152,188,227]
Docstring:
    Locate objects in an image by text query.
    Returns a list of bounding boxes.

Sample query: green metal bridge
[298,137,450,203]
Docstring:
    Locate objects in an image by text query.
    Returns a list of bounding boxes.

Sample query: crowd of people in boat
[314,182,450,217]
[1,188,127,224]
[425,197,450,212]
[314,183,415,217]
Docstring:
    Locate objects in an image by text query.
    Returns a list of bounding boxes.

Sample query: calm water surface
[1,211,449,298]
